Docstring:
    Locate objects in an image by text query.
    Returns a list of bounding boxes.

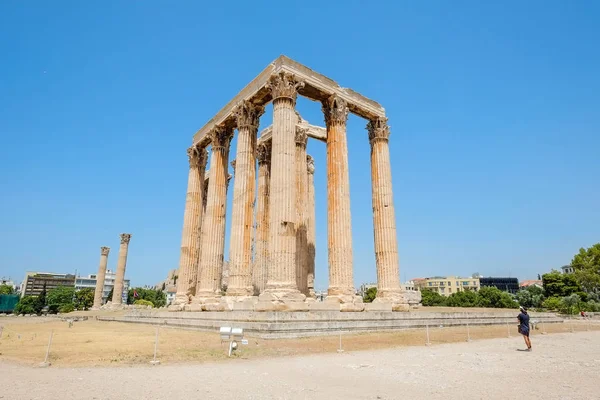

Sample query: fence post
[150,326,160,365]
[40,330,54,367]
[466,322,471,342]
[425,323,431,346]
[337,332,344,353]
[506,321,511,338]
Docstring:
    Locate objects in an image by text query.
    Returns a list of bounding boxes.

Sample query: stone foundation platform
[97,310,564,339]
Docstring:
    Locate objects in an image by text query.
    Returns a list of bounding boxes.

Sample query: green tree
[0,284,14,295]
[446,290,480,307]
[127,287,167,308]
[542,297,562,310]
[106,287,114,303]
[420,289,447,307]
[134,299,154,307]
[542,271,580,297]
[14,296,39,314]
[363,287,377,303]
[561,293,580,314]
[478,287,519,309]
[46,286,75,314]
[571,243,600,294]
[36,284,47,312]
[515,289,533,308]
[74,288,94,310]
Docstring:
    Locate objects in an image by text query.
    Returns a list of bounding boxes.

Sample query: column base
[374,289,416,311]
[225,286,254,297]
[256,289,308,311]
[325,294,365,312]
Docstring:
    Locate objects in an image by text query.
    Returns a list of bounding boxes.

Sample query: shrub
[420,289,447,306]
[363,287,377,303]
[14,296,38,315]
[58,304,75,313]
[542,296,562,311]
[134,299,154,307]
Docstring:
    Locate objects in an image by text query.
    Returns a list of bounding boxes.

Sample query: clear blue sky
[1,1,598,289]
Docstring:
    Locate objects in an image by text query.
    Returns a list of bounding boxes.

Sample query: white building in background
[75,270,130,304]
[561,265,574,274]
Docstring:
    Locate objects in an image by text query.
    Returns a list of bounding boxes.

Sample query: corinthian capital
[367,117,390,144]
[267,72,305,103]
[257,142,272,165]
[306,155,315,175]
[322,94,349,127]
[234,100,264,131]
[209,125,234,152]
[295,126,308,147]
[187,145,209,170]
[100,246,110,256]
[120,233,132,245]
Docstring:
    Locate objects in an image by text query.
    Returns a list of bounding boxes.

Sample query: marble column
[322,94,361,307]
[295,127,309,295]
[93,246,110,309]
[227,101,264,297]
[195,126,233,303]
[173,146,208,307]
[367,117,407,310]
[259,72,306,306]
[253,142,271,294]
[111,233,131,305]
[306,155,316,298]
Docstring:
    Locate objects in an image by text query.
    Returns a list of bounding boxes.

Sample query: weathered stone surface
[295,126,309,295]
[195,126,233,300]
[308,302,340,311]
[253,142,271,294]
[364,302,392,312]
[227,101,263,297]
[263,72,305,300]
[306,155,316,298]
[323,95,355,301]
[92,246,110,309]
[174,146,208,306]
[111,233,131,305]
[340,302,366,312]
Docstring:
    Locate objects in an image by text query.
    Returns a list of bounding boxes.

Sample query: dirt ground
[1,329,598,400]
[0,315,597,367]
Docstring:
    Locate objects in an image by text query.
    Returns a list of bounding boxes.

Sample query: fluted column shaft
[295,128,309,294]
[253,143,271,294]
[264,72,304,294]
[111,233,132,304]
[368,118,402,296]
[93,247,110,308]
[323,95,354,298]
[196,126,233,298]
[306,156,316,297]
[174,147,208,304]
[227,102,264,296]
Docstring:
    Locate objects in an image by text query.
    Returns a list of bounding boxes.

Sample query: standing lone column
[93,246,110,309]
[227,101,264,297]
[111,233,132,305]
[173,146,208,308]
[259,72,307,308]
[306,155,316,298]
[253,142,272,295]
[368,117,407,310]
[195,125,233,304]
[295,127,309,295]
[322,94,361,308]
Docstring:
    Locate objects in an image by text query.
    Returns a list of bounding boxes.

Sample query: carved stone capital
[267,72,305,103]
[120,233,132,245]
[257,142,272,165]
[295,126,308,147]
[100,246,110,256]
[234,100,264,131]
[209,125,234,152]
[367,117,390,145]
[322,94,349,127]
[187,145,208,170]
[306,155,315,175]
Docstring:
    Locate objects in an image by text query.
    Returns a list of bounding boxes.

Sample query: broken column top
[193,55,386,147]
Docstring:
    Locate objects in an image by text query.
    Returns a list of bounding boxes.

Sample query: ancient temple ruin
[171,55,415,312]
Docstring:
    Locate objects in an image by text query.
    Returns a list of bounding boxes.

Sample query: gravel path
[2,331,598,400]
